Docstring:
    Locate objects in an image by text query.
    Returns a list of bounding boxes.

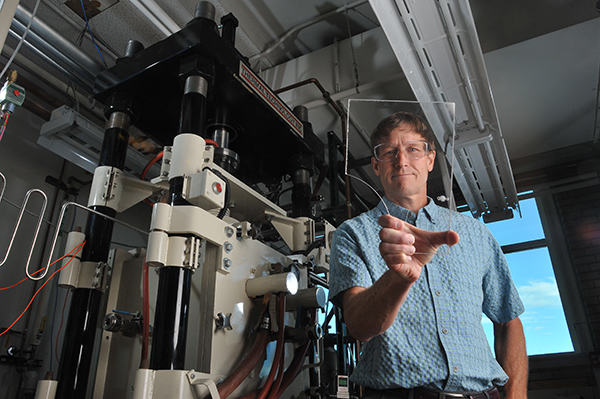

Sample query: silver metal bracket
[215,312,233,331]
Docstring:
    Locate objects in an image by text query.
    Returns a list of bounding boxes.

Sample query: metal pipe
[1,44,103,117]
[0,189,47,271]
[249,0,369,62]
[9,19,96,83]
[0,172,5,209]
[14,5,105,76]
[6,28,95,92]
[130,0,179,36]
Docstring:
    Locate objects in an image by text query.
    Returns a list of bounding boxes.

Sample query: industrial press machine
[36,3,340,398]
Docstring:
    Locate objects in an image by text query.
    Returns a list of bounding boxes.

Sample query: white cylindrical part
[286,286,327,310]
[58,231,85,288]
[34,380,57,399]
[150,202,172,231]
[146,230,168,267]
[169,134,207,178]
[246,272,298,297]
[165,236,188,267]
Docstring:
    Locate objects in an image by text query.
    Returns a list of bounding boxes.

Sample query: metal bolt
[224,242,233,253]
[223,258,232,270]
[224,226,234,238]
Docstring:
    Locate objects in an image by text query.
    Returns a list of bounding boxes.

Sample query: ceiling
[2,0,600,209]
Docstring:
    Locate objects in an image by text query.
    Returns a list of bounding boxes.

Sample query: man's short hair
[370,111,436,151]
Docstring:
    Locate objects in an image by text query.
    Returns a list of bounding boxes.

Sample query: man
[329,111,528,399]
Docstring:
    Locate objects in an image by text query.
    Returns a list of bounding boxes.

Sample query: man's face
[371,126,436,201]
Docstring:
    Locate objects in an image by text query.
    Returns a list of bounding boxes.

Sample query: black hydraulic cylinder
[292,182,312,218]
[55,289,103,399]
[99,126,130,168]
[56,93,136,399]
[179,91,206,135]
[149,266,192,369]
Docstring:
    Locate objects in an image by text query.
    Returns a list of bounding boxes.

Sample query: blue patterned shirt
[328,198,524,391]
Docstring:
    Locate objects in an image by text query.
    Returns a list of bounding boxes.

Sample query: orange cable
[0,242,84,291]
[0,241,85,337]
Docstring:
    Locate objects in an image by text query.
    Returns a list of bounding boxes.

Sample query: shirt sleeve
[328,222,375,308]
[481,226,525,323]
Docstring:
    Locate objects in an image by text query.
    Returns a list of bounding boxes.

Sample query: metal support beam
[369,0,519,219]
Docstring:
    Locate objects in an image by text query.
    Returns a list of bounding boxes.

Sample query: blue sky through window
[483,198,574,356]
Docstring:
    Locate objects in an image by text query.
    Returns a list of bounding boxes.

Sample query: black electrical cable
[205,167,231,219]
[291,240,324,256]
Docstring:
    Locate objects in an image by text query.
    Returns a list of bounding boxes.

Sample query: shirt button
[435,290,441,296]
[442,328,448,334]
[453,366,459,372]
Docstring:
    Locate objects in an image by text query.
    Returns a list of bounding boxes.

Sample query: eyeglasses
[373,141,430,162]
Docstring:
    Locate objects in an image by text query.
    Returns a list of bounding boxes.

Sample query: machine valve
[103,311,142,337]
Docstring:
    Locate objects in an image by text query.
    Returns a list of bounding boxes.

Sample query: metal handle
[0,189,48,276]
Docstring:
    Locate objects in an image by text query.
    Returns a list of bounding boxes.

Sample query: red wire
[0,113,10,143]
[0,241,85,337]
[141,151,164,181]
[0,267,44,291]
[204,139,219,147]
[0,241,85,291]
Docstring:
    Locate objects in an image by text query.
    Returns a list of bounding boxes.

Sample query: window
[481,197,574,356]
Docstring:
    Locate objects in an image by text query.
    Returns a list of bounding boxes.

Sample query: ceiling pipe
[1,44,104,119]
[13,4,105,77]
[6,27,94,93]
[249,0,369,63]
[130,0,180,36]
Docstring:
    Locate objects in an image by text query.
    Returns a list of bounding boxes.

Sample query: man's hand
[343,215,459,341]
[378,214,460,283]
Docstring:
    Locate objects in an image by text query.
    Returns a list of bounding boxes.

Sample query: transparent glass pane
[345,99,457,254]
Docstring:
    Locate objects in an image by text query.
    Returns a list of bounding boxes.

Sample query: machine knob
[103,313,124,332]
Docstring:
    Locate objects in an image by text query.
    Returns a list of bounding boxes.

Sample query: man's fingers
[378,214,403,230]
[427,230,460,248]
[383,252,412,265]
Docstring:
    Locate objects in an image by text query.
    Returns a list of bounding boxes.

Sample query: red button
[213,182,222,193]
[13,89,20,96]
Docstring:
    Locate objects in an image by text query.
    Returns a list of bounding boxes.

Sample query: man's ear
[371,156,380,176]
[427,150,436,172]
